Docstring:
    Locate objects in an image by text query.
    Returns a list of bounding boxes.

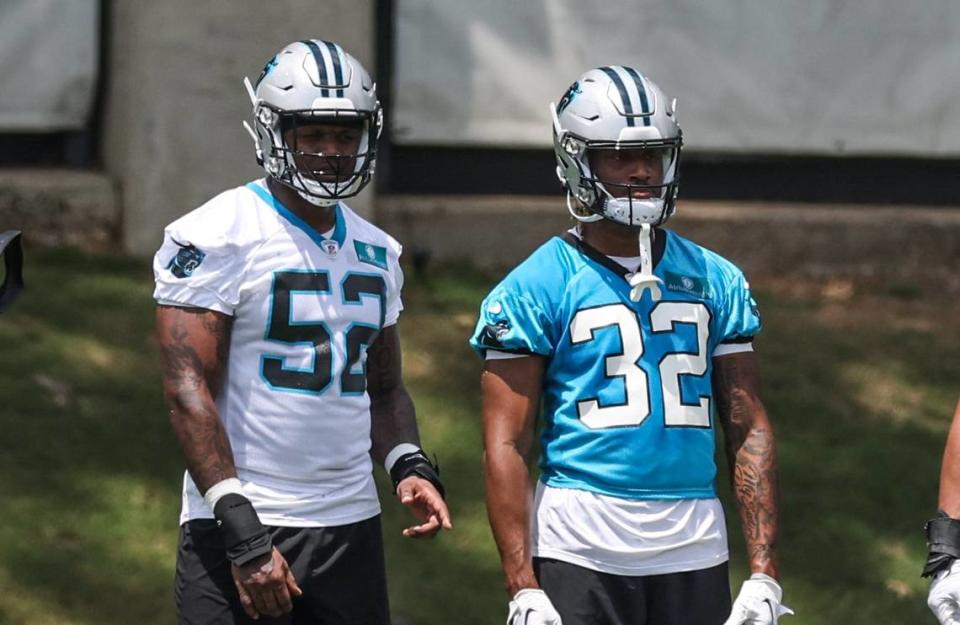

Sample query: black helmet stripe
[599,66,635,127]
[623,66,652,127]
[323,40,346,98]
[301,39,330,97]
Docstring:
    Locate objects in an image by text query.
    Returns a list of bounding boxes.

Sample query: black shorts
[175,515,390,625]
[534,557,731,625]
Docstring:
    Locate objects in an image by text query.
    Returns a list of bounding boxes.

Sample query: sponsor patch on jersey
[664,271,710,298]
[354,240,387,270]
[167,240,206,278]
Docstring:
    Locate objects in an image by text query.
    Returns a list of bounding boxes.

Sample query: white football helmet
[243,40,382,207]
[551,66,682,226]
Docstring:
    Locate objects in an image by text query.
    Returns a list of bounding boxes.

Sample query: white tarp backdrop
[394,1,960,156]
[0,0,98,131]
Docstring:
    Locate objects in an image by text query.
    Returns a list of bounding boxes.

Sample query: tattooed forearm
[367,325,420,465]
[157,305,237,493]
[714,351,781,579]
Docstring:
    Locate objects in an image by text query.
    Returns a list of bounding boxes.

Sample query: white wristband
[203,477,244,511]
[385,443,421,473]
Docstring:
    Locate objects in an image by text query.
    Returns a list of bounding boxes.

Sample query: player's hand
[929,561,960,624]
[397,475,452,538]
[724,574,794,625]
[507,589,562,625]
[231,547,303,619]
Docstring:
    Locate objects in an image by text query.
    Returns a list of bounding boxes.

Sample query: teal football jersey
[470,231,761,500]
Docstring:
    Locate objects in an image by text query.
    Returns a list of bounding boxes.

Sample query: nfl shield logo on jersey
[321,239,340,257]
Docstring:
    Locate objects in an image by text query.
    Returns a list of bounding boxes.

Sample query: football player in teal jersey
[471,67,793,625]
[925,399,960,624]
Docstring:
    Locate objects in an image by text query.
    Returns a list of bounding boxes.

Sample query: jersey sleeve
[383,241,404,327]
[152,222,247,315]
[469,286,554,358]
[715,271,762,345]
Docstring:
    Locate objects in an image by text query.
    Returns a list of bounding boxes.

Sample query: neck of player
[267,176,338,235]
[580,219,659,258]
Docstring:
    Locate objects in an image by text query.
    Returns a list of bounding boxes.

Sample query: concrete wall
[104,1,376,255]
[379,196,960,295]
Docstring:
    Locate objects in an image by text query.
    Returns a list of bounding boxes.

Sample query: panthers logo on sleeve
[166,240,206,278]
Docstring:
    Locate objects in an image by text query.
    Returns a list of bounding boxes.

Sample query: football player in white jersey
[926,399,960,625]
[471,67,792,625]
[154,40,450,624]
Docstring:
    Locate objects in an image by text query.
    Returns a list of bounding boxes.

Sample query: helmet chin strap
[296,188,338,207]
[627,223,662,302]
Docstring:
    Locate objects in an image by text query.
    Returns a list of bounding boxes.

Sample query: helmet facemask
[554,115,682,227]
[254,105,381,207]
[583,139,681,227]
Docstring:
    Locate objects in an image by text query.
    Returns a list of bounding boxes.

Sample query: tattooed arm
[714,350,781,580]
[367,324,421,464]
[156,305,236,493]
[368,323,451,537]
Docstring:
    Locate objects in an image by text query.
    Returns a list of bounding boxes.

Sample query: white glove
[507,589,562,625]
[723,574,794,625]
[929,560,960,625]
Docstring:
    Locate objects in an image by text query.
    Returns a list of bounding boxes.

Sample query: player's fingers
[402,513,441,538]
[273,583,294,614]
[397,481,415,504]
[420,492,452,530]
[250,584,281,618]
[284,565,303,597]
[233,579,260,619]
[430,496,453,529]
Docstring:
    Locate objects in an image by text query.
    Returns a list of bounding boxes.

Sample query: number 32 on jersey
[570,302,711,429]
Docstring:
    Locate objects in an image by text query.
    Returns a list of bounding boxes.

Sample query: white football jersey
[153,179,403,527]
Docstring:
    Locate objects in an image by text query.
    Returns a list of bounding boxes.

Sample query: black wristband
[389,449,445,500]
[923,512,960,577]
[213,493,273,567]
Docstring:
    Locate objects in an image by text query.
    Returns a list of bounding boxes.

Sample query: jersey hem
[541,476,717,501]
[179,503,382,528]
[531,546,730,577]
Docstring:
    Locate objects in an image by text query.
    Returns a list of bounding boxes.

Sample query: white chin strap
[627,224,662,302]
[296,187,338,207]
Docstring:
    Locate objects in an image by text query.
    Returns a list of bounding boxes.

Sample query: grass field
[0,245,955,624]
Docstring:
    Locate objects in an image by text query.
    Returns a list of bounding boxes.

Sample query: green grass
[0,247,955,624]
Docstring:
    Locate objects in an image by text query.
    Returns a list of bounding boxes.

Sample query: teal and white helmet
[243,40,382,207]
[551,66,683,226]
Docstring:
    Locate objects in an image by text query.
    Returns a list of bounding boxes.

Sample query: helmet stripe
[599,66,635,127]
[301,39,330,97]
[323,41,345,98]
[623,67,652,127]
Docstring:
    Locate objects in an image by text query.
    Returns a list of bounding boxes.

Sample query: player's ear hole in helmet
[242,40,383,208]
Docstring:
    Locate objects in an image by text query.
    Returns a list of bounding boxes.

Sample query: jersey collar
[559,229,667,279]
[245,180,347,250]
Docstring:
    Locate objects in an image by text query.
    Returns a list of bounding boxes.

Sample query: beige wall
[104,1,376,255]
